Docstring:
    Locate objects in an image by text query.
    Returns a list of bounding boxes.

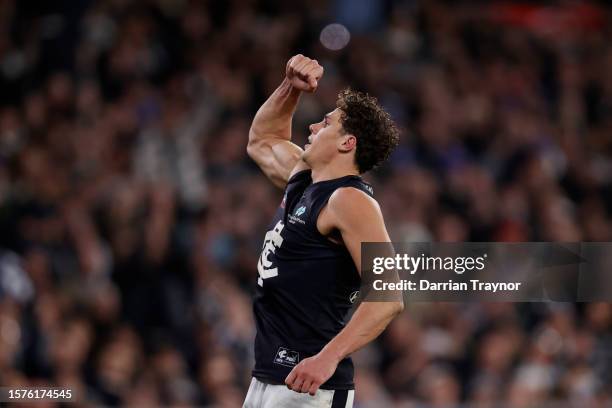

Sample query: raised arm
[285,187,404,395]
[247,55,324,188]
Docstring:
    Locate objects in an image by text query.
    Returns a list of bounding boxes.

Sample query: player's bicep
[247,138,304,188]
[341,210,390,275]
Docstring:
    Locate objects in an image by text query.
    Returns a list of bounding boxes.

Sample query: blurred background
[0,0,611,406]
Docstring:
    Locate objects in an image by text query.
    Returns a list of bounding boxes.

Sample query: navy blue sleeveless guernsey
[252,169,374,390]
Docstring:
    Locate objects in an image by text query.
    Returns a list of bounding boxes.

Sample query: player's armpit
[247,137,304,188]
[287,155,310,179]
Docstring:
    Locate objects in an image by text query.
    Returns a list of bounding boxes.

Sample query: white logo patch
[274,347,300,367]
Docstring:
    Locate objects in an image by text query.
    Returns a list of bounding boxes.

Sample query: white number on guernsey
[257,220,285,286]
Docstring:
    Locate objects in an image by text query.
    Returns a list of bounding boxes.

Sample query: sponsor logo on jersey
[349,291,360,304]
[273,347,300,367]
[288,205,307,225]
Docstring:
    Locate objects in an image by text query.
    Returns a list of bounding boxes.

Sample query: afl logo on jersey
[274,347,300,367]
[349,291,360,304]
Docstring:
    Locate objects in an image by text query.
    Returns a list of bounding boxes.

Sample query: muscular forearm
[249,78,301,144]
[320,301,403,363]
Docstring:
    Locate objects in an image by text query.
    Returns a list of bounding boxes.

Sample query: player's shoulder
[318,184,384,235]
[327,186,381,219]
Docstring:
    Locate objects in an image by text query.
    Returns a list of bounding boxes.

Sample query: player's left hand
[284,351,339,395]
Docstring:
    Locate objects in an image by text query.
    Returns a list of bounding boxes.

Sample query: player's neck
[310,163,359,183]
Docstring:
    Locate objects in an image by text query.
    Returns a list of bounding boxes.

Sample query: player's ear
[338,134,356,153]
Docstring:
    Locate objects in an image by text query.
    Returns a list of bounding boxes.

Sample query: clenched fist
[285,351,339,395]
[286,54,324,93]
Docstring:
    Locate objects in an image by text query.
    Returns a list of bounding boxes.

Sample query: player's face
[303,109,347,165]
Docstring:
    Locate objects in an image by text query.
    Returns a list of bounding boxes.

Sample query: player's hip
[252,347,355,391]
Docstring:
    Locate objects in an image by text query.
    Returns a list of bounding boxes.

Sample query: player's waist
[252,372,355,391]
[252,359,355,391]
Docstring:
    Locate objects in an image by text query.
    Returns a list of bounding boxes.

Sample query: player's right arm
[247,55,323,188]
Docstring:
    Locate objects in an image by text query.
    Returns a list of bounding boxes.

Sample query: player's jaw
[303,131,336,167]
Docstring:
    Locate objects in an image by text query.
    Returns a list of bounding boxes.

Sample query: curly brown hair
[336,88,400,174]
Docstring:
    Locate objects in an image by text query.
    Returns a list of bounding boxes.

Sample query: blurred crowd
[0,0,611,406]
